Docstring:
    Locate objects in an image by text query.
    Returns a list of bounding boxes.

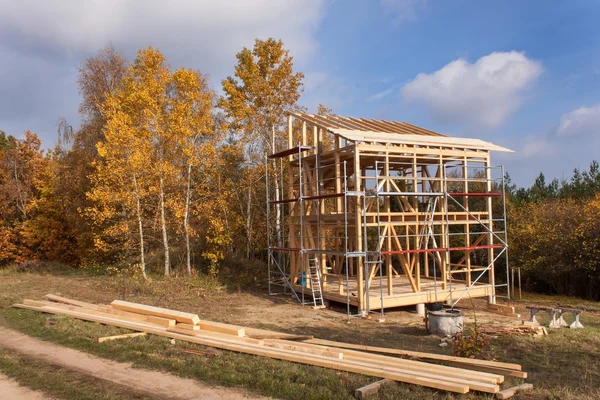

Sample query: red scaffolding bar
[448,192,502,197]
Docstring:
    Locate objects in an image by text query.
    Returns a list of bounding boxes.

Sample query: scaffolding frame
[266,112,512,317]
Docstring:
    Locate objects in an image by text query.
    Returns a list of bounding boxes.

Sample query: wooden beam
[110,300,200,325]
[495,383,533,399]
[44,294,98,309]
[306,339,522,371]
[98,332,146,343]
[13,304,471,394]
[355,379,391,399]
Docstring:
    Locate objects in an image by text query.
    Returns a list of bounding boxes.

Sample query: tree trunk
[184,163,192,275]
[132,173,147,279]
[246,185,253,258]
[159,174,171,276]
[272,126,282,249]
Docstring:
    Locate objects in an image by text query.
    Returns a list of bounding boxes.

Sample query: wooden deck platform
[293,276,493,310]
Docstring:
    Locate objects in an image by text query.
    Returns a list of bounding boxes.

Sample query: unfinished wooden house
[266,112,512,317]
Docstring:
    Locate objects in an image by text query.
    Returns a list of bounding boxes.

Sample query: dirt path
[0,372,52,399]
[0,327,269,400]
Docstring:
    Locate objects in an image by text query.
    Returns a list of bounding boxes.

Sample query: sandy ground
[0,327,269,400]
[0,371,52,399]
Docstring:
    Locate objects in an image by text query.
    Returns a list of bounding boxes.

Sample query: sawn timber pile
[13,295,528,395]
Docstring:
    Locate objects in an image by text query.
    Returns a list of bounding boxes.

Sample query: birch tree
[219,38,303,252]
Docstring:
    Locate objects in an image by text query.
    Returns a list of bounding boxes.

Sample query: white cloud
[401,51,543,130]
[0,0,325,69]
[0,0,326,144]
[556,104,600,136]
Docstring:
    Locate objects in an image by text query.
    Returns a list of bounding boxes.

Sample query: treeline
[1,40,599,300]
[507,163,600,300]
[0,39,305,280]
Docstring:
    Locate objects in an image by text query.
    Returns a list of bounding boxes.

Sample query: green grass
[0,266,599,399]
[0,348,152,400]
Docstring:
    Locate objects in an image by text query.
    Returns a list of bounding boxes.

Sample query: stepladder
[308,258,326,309]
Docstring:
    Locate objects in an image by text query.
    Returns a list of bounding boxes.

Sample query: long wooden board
[265,339,503,385]
[306,338,521,371]
[45,294,98,309]
[30,300,176,328]
[98,332,146,343]
[111,300,200,325]
[13,304,472,393]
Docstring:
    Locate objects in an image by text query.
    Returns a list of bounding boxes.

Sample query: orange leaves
[218,38,304,155]
[508,194,600,298]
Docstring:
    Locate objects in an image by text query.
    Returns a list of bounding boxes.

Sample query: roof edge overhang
[331,128,514,153]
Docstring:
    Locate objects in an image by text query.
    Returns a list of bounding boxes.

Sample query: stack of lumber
[13,295,529,395]
[477,324,547,338]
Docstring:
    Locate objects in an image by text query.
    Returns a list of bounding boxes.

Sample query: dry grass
[0,264,599,399]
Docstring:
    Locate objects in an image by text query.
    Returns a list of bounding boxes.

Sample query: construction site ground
[1,266,599,400]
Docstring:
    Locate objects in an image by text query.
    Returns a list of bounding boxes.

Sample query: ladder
[308,258,326,309]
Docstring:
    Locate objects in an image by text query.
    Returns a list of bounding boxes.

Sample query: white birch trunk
[132,173,147,279]
[272,125,282,249]
[159,173,171,276]
[184,163,192,275]
[246,185,253,258]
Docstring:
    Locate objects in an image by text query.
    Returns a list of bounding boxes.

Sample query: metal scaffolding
[266,112,511,318]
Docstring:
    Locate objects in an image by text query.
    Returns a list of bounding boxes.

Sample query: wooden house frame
[266,112,512,317]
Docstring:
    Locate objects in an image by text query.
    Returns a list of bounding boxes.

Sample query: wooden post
[318,128,327,287]
[385,151,393,296]
[439,152,448,290]
[354,145,365,313]
[287,115,297,281]
[463,155,471,285]
[486,156,496,303]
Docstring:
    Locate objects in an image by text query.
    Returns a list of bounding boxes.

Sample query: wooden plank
[495,383,533,399]
[167,327,200,336]
[45,294,98,309]
[248,334,313,341]
[487,304,516,315]
[176,323,200,331]
[97,332,146,343]
[97,305,176,327]
[13,304,471,393]
[445,363,527,379]
[355,379,391,399]
[306,338,522,371]
[111,300,200,325]
[29,300,176,328]
[269,340,503,385]
[264,341,344,360]
[197,321,245,337]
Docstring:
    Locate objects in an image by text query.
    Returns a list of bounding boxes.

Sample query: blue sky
[1,0,599,186]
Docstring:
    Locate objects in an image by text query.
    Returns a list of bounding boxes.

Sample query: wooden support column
[439,152,448,290]
[354,145,365,313]
[385,152,393,295]
[317,128,327,287]
[463,155,471,285]
[486,156,496,304]
[287,115,298,281]
[412,154,420,293]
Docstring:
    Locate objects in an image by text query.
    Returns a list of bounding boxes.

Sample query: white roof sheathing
[330,128,514,153]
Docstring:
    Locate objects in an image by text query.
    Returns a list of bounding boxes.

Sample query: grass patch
[0,270,599,399]
[0,348,152,400]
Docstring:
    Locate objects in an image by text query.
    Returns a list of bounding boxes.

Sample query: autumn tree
[168,69,216,274]
[219,38,304,254]
[89,47,217,276]
[0,131,45,264]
